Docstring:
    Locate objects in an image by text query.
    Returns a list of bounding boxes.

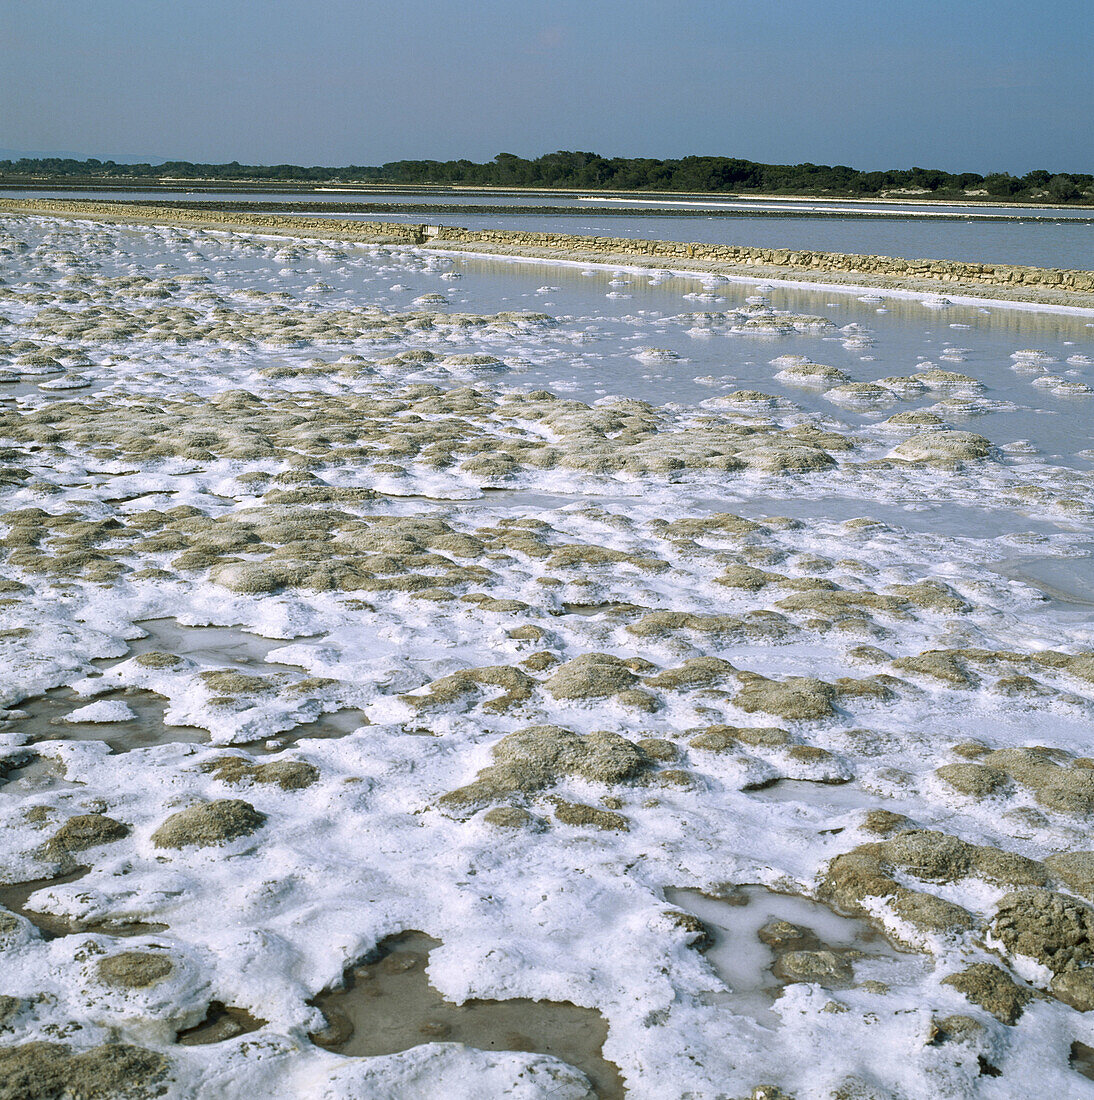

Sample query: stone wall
[427,225,1094,291]
[4,198,1093,294]
[0,199,418,246]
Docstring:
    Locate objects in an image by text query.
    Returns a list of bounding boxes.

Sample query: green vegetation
[2,151,1092,203]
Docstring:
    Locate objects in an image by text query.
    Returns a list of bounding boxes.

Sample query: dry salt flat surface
[1,213,1094,1099]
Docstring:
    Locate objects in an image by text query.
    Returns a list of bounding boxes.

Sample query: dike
[4,198,1093,309]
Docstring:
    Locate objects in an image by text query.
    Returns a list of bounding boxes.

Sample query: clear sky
[2,0,1091,174]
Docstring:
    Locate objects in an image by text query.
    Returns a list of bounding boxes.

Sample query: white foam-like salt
[61,700,137,724]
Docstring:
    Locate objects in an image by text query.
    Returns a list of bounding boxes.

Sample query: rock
[734,673,837,720]
[544,653,639,700]
[877,830,1043,887]
[1045,851,1094,898]
[942,963,1033,1024]
[951,740,991,759]
[552,800,628,831]
[859,810,913,835]
[664,909,712,949]
[1049,968,1094,1011]
[134,651,183,669]
[97,951,174,989]
[991,888,1094,973]
[0,910,25,947]
[198,670,273,696]
[715,564,781,590]
[890,430,992,465]
[626,610,768,641]
[521,652,559,673]
[546,544,667,573]
[653,768,696,788]
[887,580,971,613]
[820,838,982,938]
[785,745,850,782]
[830,1074,901,1099]
[151,799,266,849]
[644,657,737,690]
[971,847,1048,888]
[743,444,835,473]
[482,807,534,829]
[890,888,977,936]
[821,846,900,914]
[892,650,977,687]
[0,995,25,1027]
[878,830,976,883]
[403,664,537,713]
[0,1042,171,1100]
[757,920,813,950]
[749,1087,795,1100]
[615,687,661,713]
[774,949,854,987]
[930,1014,987,1045]
[635,738,678,762]
[689,725,791,752]
[981,748,1094,815]
[439,726,651,809]
[40,814,129,860]
[200,756,318,790]
[507,625,546,642]
[935,762,1008,797]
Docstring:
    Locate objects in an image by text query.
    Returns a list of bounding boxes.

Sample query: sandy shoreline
[3,196,1094,311]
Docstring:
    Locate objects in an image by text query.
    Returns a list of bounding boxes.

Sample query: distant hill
[0,150,1090,203]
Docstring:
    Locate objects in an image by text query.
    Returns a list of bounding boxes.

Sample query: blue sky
[2,0,1091,173]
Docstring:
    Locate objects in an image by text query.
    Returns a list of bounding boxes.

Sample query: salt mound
[1010,349,1057,363]
[824,382,895,407]
[63,700,137,724]
[633,348,680,362]
[775,363,849,386]
[890,430,993,464]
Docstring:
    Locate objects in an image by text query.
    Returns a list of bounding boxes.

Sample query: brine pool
[7,188,1094,269]
[1,212,1094,1098]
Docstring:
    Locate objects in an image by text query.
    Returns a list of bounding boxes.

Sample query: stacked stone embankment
[3,198,1093,305]
[429,224,1094,292]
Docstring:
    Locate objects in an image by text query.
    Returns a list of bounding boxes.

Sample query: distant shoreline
[0,178,1091,213]
[4,197,1093,312]
[28,197,1092,225]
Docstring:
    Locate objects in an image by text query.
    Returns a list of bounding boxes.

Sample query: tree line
[2,151,1091,202]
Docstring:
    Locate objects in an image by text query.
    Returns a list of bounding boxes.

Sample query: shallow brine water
[396,210,1094,271]
[1,211,1093,1099]
[7,187,1094,268]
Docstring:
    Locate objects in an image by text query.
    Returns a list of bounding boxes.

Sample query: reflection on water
[990,548,1094,609]
[445,259,1094,465]
[0,867,168,940]
[1071,1041,1094,1082]
[665,885,912,1026]
[176,1002,266,1045]
[7,616,370,755]
[14,687,208,753]
[311,930,622,1099]
[126,618,294,668]
[9,686,367,756]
